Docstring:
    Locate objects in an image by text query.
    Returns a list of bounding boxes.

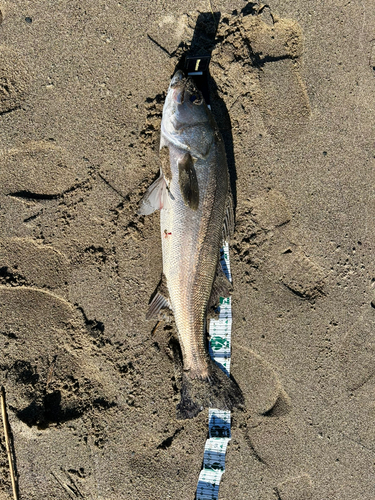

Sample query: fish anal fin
[178,153,199,210]
[146,273,171,320]
[138,172,172,216]
[207,262,233,313]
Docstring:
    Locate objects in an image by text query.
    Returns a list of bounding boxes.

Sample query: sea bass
[139,70,243,418]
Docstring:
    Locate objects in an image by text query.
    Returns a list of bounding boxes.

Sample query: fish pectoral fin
[207,262,233,312]
[138,172,172,215]
[146,274,171,320]
[178,153,199,210]
[223,190,235,242]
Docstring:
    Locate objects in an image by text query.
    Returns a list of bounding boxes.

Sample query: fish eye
[190,94,197,102]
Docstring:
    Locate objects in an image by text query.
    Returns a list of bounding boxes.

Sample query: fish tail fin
[176,358,244,419]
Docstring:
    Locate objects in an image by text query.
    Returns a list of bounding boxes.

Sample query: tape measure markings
[196,242,233,500]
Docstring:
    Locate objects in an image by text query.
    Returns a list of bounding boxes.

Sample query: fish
[139,70,244,419]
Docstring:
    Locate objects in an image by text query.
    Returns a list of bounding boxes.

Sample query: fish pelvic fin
[176,358,244,420]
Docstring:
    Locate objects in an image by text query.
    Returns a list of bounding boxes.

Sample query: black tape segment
[185,55,211,107]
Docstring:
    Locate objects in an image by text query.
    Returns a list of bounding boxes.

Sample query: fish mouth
[170,70,185,87]
[170,70,187,104]
[169,71,203,106]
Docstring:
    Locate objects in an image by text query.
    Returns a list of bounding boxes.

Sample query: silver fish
[139,71,243,418]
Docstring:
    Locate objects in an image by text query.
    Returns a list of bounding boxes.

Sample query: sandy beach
[0,1,374,498]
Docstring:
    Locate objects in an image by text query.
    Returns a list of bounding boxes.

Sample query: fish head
[161,70,215,158]
[168,71,207,123]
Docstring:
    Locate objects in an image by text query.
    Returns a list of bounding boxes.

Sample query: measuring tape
[185,57,233,499]
[196,242,233,500]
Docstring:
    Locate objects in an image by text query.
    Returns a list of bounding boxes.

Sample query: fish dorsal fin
[207,261,233,313]
[138,172,172,215]
[223,190,235,242]
[178,153,199,210]
[146,274,171,319]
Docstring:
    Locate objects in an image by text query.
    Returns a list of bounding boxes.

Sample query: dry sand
[0,1,374,499]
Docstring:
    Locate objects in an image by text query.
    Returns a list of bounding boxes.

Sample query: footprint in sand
[146,6,309,143]
[0,141,90,237]
[0,141,87,198]
[241,7,310,137]
[338,310,375,392]
[0,237,70,295]
[234,189,326,299]
[0,284,118,498]
[232,342,291,417]
[0,45,30,114]
[147,12,191,59]
[0,196,122,495]
[244,411,311,477]
[211,6,310,140]
[276,474,313,500]
[336,309,375,452]
[0,234,117,425]
[0,237,116,430]
[230,344,312,480]
[230,191,319,489]
[0,287,116,428]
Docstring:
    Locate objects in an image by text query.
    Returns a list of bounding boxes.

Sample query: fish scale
[161,142,227,377]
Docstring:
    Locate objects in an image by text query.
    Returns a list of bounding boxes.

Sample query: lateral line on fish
[196,241,232,500]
